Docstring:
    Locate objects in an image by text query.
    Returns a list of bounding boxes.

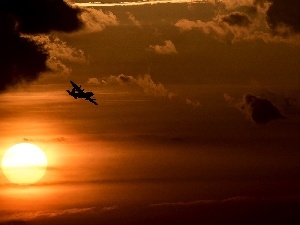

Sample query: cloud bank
[175,0,300,44]
[0,0,118,92]
[0,0,84,91]
[76,0,213,7]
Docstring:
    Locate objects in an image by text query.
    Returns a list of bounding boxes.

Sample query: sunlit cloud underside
[76,0,211,7]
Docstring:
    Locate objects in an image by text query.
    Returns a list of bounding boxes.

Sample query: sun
[1,143,48,185]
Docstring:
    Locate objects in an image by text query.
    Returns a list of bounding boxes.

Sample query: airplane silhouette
[66,81,98,105]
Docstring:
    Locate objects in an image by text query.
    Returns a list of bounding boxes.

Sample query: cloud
[175,15,252,44]
[220,0,257,9]
[186,98,201,108]
[149,196,259,208]
[175,1,300,44]
[224,93,285,124]
[23,137,65,143]
[220,0,300,35]
[0,0,82,92]
[0,207,95,223]
[266,0,300,34]
[0,26,49,91]
[149,195,300,210]
[87,77,102,85]
[23,34,88,77]
[5,0,83,35]
[254,90,300,118]
[0,0,117,92]
[148,40,178,55]
[106,74,175,99]
[126,12,142,28]
[79,8,118,33]
[101,206,118,212]
[102,74,203,108]
[136,74,176,98]
[246,94,286,124]
[30,35,87,63]
[221,12,252,27]
[76,0,215,7]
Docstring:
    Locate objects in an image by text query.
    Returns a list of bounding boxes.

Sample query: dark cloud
[0,23,49,91]
[266,0,300,34]
[241,94,285,124]
[223,0,300,34]
[221,12,252,27]
[225,93,285,124]
[118,74,134,83]
[0,0,84,92]
[2,0,83,34]
[256,90,300,117]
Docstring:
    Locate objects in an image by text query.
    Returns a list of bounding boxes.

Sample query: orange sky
[0,0,299,224]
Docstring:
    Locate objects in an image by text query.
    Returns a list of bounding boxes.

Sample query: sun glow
[1,143,48,185]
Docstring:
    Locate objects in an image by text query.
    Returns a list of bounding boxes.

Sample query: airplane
[66,80,98,105]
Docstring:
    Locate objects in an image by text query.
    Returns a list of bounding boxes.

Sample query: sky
[0,0,299,224]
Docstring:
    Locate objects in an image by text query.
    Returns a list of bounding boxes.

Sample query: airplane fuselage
[67,90,94,99]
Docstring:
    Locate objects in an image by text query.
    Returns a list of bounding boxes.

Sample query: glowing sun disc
[1,143,47,185]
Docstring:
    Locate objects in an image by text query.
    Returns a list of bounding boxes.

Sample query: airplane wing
[86,98,98,105]
[66,90,77,99]
[70,80,84,93]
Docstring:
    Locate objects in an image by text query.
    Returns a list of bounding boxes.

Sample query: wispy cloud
[105,74,175,99]
[149,196,257,207]
[149,195,300,209]
[101,206,118,212]
[126,12,142,28]
[76,0,212,7]
[93,74,202,108]
[0,207,95,223]
[186,98,201,108]
[23,137,65,143]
